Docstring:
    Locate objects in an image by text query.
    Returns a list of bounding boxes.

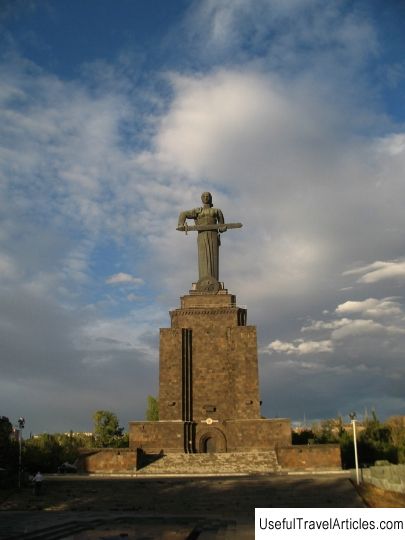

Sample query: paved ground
[0,473,365,539]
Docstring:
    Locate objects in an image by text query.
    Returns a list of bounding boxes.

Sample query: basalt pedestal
[129,287,291,453]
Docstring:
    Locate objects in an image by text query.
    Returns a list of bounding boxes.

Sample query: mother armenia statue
[177,192,242,293]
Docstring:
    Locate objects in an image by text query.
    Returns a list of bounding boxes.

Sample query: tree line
[0,410,128,481]
[0,397,159,482]
[292,412,405,467]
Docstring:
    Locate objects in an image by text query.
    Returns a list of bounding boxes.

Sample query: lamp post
[349,412,360,485]
[17,417,25,489]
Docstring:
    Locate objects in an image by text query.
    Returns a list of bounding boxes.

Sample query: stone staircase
[135,451,280,476]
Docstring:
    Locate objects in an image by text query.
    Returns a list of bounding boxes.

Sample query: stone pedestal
[129,288,292,453]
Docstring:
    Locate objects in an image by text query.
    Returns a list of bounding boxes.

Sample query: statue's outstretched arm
[178,208,198,227]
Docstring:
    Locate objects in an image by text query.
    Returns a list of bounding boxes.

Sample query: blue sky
[1,0,405,434]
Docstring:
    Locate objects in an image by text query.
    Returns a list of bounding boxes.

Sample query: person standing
[33,471,43,495]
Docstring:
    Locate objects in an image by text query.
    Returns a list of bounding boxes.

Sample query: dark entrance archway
[203,437,216,453]
[197,428,227,453]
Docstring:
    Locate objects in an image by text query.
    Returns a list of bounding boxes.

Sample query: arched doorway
[203,436,216,453]
[198,428,227,453]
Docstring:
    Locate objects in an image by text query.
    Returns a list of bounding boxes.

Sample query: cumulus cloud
[106,273,144,286]
[270,296,405,359]
[152,68,357,187]
[266,339,334,355]
[343,260,405,284]
[336,298,403,318]
[264,290,405,419]
[301,318,352,332]
[375,133,405,157]
[331,319,405,340]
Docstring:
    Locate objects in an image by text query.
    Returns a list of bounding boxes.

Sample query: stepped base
[135,451,280,476]
[75,444,342,474]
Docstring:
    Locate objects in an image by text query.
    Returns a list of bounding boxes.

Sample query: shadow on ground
[0,474,363,514]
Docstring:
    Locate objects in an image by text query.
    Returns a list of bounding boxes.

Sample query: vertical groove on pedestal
[182,328,193,452]
[237,308,247,326]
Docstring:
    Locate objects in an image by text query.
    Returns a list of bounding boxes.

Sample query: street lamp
[17,417,25,489]
[349,411,360,485]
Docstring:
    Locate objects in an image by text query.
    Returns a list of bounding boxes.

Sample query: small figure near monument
[33,471,43,496]
[177,192,242,292]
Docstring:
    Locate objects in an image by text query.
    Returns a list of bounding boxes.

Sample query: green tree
[0,416,18,471]
[0,416,12,443]
[339,430,356,469]
[358,411,397,465]
[146,395,159,421]
[24,433,64,473]
[292,429,315,445]
[293,413,405,469]
[314,419,340,443]
[23,431,97,473]
[386,416,405,464]
[93,410,124,447]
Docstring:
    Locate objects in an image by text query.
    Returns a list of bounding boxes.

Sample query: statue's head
[201,192,213,206]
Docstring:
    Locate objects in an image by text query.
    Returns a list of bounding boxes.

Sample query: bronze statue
[177,192,242,292]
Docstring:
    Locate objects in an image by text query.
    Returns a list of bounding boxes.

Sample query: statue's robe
[178,206,225,280]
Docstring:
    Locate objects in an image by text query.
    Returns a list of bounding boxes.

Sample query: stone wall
[76,448,137,473]
[276,444,341,471]
[223,418,292,451]
[129,420,185,453]
[75,443,342,473]
[357,464,405,494]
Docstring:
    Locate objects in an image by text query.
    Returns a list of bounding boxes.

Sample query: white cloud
[0,58,139,241]
[344,260,405,284]
[186,0,377,68]
[153,70,291,179]
[266,338,333,355]
[301,318,352,332]
[105,273,144,286]
[336,298,403,318]
[375,133,405,157]
[273,296,405,357]
[152,68,351,187]
[330,319,404,340]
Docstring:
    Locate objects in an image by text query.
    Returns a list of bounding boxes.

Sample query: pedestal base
[129,418,292,453]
